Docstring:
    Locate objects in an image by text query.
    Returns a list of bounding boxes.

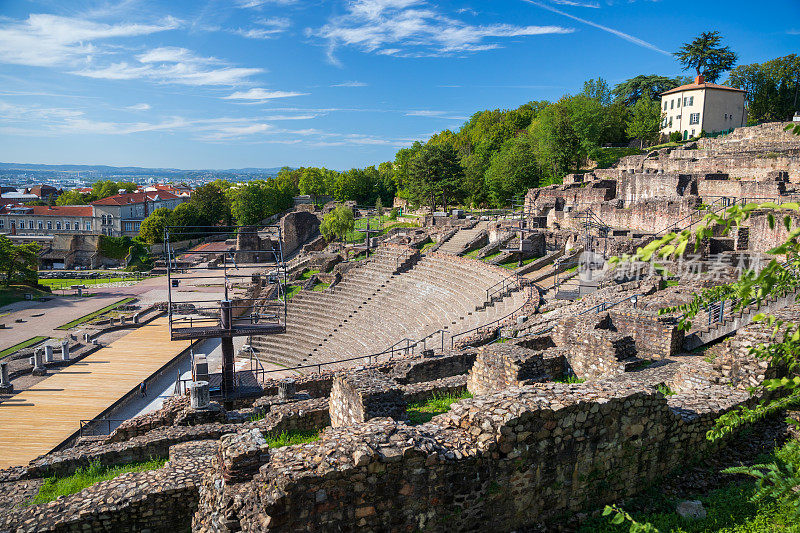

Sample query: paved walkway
[0,316,192,469]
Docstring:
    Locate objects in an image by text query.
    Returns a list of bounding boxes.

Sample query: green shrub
[406,390,472,425]
[669,131,683,143]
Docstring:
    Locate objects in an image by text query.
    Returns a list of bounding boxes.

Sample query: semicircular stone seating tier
[249,246,529,371]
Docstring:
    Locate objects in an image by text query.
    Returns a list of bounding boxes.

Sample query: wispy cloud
[521,0,670,55]
[73,46,264,86]
[405,109,468,120]
[234,17,291,39]
[126,103,151,111]
[332,81,368,87]
[787,29,800,35]
[223,88,308,102]
[236,0,299,8]
[307,0,573,64]
[0,13,180,68]
[550,0,600,8]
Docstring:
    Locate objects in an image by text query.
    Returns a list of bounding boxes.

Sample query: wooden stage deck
[0,317,192,469]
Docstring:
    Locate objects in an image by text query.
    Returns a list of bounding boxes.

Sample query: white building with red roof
[91,191,185,236]
[659,75,747,140]
[0,191,185,238]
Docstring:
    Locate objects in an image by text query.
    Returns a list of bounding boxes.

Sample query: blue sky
[0,0,797,170]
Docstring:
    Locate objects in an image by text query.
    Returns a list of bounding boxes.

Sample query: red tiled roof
[661,82,745,96]
[91,191,181,206]
[0,205,92,216]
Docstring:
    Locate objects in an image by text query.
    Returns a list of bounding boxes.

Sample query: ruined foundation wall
[193,382,750,532]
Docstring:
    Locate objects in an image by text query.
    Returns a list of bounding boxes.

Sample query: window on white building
[56,221,61,230]
[670,99,674,109]
[65,221,70,230]
[38,221,43,229]
[47,221,52,230]
[0,219,3,229]
[677,98,681,108]
[85,222,91,231]
[28,221,34,229]
[101,214,106,224]
[669,117,673,127]
[689,113,700,125]
[689,96,694,106]
[663,101,667,110]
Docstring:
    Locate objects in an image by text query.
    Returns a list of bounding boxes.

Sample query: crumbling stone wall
[553,314,638,380]
[609,309,683,359]
[192,381,751,532]
[466,342,566,396]
[329,370,406,427]
[280,210,321,257]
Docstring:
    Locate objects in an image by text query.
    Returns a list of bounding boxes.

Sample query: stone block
[329,370,406,427]
[219,428,270,483]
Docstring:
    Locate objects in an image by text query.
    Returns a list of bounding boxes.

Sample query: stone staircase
[683,287,800,351]
[249,247,529,371]
[437,222,487,255]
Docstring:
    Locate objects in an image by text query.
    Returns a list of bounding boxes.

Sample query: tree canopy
[320,205,355,242]
[728,54,800,124]
[674,30,738,82]
[0,235,39,286]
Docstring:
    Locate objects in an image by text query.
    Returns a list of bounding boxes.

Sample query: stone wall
[748,210,800,254]
[192,380,751,532]
[329,370,406,427]
[280,210,321,257]
[466,341,566,396]
[0,440,217,533]
[552,314,638,380]
[609,309,683,359]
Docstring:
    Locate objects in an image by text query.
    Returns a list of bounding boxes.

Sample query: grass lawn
[591,147,646,169]
[264,430,320,448]
[499,255,541,270]
[406,390,473,425]
[0,284,52,308]
[298,269,319,281]
[483,251,501,262]
[554,375,585,384]
[276,284,302,301]
[311,282,329,291]
[55,297,136,330]
[421,242,435,253]
[30,458,167,505]
[39,277,129,290]
[0,336,49,359]
[464,249,480,258]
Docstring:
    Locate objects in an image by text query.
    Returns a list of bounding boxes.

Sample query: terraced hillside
[250,245,532,370]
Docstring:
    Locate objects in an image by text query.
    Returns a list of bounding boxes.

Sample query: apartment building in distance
[0,190,185,238]
[91,191,184,236]
[660,75,747,140]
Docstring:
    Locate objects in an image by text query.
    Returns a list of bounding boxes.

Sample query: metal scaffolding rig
[165,225,288,401]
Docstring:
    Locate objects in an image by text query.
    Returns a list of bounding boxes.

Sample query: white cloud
[0,13,179,68]
[308,0,573,63]
[73,47,264,86]
[522,0,670,55]
[405,109,468,120]
[126,103,151,111]
[550,0,600,7]
[224,88,308,101]
[234,16,291,39]
[332,81,368,87]
[236,0,298,8]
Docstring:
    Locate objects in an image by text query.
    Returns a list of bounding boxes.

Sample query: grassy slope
[406,390,473,425]
[55,297,136,330]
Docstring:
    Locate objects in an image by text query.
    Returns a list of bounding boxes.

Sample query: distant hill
[0,162,286,179]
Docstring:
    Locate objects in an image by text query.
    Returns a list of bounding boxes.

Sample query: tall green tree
[0,235,39,286]
[612,75,688,107]
[626,94,663,148]
[407,144,464,213]
[728,54,800,123]
[168,203,203,241]
[582,77,613,106]
[674,30,738,82]
[320,205,355,242]
[485,134,541,207]
[298,168,327,204]
[138,208,172,245]
[55,190,87,206]
[190,181,231,227]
